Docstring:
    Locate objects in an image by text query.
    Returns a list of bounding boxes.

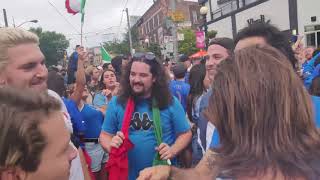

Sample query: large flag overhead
[101,46,112,63]
[65,0,81,14]
[65,0,86,22]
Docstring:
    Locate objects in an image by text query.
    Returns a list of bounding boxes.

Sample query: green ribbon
[152,98,170,166]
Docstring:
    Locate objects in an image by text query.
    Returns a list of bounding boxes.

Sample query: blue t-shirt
[312,96,320,128]
[93,92,108,108]
[102,96,190,180]
[169,80,190,112]
[80,104,104,139]
[303,52,320,89]
[63,98,86,137]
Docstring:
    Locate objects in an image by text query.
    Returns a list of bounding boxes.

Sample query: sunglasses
[132,52,156,61]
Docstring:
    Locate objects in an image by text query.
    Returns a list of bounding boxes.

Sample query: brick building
[135,0,200,47]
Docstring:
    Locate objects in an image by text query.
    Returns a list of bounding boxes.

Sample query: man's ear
[1,167,28,180]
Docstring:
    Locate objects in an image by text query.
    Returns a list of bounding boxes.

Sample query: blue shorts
[84,142,108,172]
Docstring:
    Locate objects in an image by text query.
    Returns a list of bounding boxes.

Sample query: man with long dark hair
[99,52,192,180]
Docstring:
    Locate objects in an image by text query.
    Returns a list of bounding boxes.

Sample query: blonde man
[0,28,90,180]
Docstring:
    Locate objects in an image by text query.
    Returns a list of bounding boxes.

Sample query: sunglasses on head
[132,52,156,61]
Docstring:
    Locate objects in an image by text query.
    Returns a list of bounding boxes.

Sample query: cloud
[1,0,153,49]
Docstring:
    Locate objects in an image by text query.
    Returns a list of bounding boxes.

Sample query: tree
[103,40,130,56]
[29,27,69,66]
[206,30,218,45]
[103,26,144,56]
[178,28,198,56]
[147,43,161,58]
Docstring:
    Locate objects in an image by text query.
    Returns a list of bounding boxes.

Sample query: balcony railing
[210,0,264,20]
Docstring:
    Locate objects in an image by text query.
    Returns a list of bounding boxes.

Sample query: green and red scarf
[106,97,169,180]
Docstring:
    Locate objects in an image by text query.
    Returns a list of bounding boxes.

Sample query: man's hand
[110,131,125,148]
[113,82,120,96]
[137,165,170,180]
[78,50,88,62]
[156,143,176,160]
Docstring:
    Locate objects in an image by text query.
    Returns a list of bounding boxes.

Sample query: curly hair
[117,57,172,109]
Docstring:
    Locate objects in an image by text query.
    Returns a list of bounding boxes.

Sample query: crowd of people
[1,21,320,180]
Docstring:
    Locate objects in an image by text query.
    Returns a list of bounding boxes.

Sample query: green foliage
[146,43,161,58]
[29,27,69,66]
[207,30,217,39]
[103,40,130,55]
[104,26,144,56]
[178,28,198,56]
[206,30,218,45]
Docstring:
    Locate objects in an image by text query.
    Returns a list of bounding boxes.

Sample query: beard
[130,83,147,97]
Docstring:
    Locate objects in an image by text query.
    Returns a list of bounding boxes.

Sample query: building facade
[88,46,102,66]
[199,0,320,47]
[135,0,200,46]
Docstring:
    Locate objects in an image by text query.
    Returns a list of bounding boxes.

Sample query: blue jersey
[63,98,86,137]
[68,52,79,71]
[102,96,190,180]
[80,104,104,139]
[169,80,190,112]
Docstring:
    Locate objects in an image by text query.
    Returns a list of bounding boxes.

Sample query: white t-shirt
[48,90,84,180]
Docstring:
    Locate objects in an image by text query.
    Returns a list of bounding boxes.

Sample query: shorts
[84,142,109,172]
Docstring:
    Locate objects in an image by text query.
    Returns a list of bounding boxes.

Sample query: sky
[1,0,154,51]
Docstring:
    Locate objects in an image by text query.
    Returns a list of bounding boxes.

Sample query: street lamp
[17,19,38,27]
[200,6,209,35]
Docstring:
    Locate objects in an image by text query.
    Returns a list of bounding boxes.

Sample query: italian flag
[65,0,86,22]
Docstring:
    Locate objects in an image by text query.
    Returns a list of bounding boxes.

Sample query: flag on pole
[81,0,86,23]
[66,0,87,45]
[65,0,86,22]
[65,0,81,14]
[101,46,112,63]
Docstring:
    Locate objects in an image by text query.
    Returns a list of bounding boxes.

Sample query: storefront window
[306,32,319,47]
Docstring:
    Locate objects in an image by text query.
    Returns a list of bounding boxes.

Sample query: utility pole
[3,9,8,27]
[12,16,16,27]
[170,0,178,62]
[125,8,133,55]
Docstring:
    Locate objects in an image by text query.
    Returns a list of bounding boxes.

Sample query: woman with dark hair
[93,69,119,114]
[138,46,320,180]
[102,62,115,72]
[185,64,206,166]
[187,64,206,122]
